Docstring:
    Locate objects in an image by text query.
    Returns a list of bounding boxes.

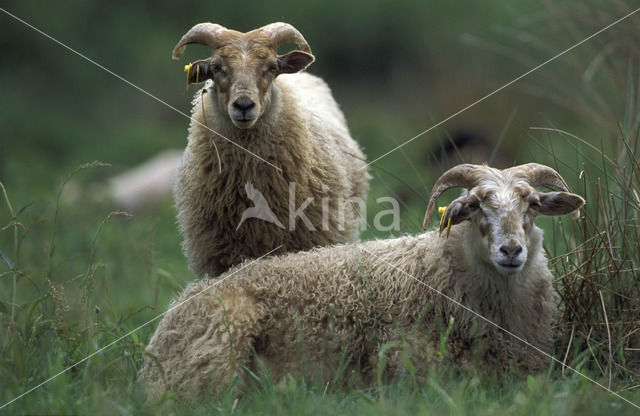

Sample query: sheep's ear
[534,191,585,219]
[185,59,215,86]
[278,51,315,75]
[439,196,476,233]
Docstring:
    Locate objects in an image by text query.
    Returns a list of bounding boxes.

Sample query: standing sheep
[172,22,369,277]
[138,163,584,398]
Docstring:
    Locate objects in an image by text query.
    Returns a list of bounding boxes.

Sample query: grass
[1,126,640,414]
[2,1,640,414]
[550,126,640,385]
[0,162,190,414]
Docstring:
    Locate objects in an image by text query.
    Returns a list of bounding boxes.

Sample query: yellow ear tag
[438,206,452,238]
[184,63,193,90]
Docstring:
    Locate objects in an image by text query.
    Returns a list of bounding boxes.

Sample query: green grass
[1,127,640,413]
[183,371,639,416]
[2,0,640,413]
[0,163,191,414]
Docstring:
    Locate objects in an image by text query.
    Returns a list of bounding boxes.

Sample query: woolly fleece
[175,72,369,277]
[139,222,556,398]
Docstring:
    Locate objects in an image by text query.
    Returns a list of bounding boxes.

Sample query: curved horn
[508,163,581,220]
[509,163,571,191]
[423,164,483,230]
[172,23,228,61]
[260,22,312,53]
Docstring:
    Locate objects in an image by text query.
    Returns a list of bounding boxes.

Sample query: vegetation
[1,0,639,414]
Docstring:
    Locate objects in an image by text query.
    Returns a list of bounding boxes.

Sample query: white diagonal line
[359,246,640,411]
[363,7,640,169]
[0,7,282,173]
[0,245,282,411]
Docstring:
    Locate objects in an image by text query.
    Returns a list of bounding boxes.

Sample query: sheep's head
[172,22,315,129]
[424,163,585,274]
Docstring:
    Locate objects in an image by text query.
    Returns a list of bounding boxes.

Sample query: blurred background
[0,2,639,408]
[1,0,638,303]
[2,0,638,303]
[2,1,637,211]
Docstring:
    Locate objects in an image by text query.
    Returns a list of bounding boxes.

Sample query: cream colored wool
[139,222,556,398]
[176,72,369,278]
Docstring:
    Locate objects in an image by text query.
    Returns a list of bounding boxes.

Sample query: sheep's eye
[265,65,278,76]
[526,194,541,207]
[213,64,225,76]
[468,201,480,210]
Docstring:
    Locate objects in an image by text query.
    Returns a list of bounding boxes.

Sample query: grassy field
[1,0,640,414]
[3,132,639,415]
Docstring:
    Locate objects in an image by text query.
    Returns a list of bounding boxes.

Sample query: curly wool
[175,72,369,278]
[138,222,556,398]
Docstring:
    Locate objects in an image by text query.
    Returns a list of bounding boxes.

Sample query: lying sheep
[138,163,584,397]
[106,150,183,213]
[172,22,369,277]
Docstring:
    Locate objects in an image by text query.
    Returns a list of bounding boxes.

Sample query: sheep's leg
[186,290,264,394]
[370,327,439,382]
[141,288,264,399]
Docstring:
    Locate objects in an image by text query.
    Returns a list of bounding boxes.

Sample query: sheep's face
[175,24,314,130]
[439,173,584,275]
[209,39,275,129]
[209,37,313,129]
[465,183,539,274]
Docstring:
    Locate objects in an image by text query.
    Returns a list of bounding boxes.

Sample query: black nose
[233,97,255,113]
[500,244,523,259]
